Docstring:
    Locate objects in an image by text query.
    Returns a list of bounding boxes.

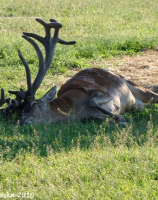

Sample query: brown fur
[19,68,158,124]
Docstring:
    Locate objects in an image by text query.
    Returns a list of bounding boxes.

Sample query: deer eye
[31,101,37,108]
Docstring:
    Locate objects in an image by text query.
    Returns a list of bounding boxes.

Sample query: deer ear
[40,86,57,103]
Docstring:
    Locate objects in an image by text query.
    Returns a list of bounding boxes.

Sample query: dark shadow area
[0,104,158,160]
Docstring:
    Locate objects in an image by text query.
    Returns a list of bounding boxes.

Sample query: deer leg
[126,80,158,104]
[89,92,126,125]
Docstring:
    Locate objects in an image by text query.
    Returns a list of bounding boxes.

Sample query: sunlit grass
[0,146,157,199]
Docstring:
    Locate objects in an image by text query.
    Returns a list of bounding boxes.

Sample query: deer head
[0,18,76,121]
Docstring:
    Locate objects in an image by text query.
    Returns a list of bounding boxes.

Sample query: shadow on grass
[0,105,158,160]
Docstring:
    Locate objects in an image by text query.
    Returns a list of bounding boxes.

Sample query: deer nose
[20,117,25,126]
[20,116,33,125]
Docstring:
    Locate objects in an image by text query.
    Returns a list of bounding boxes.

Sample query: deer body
[19,68,158,125]
[1,18,158,125]
[58,68,136,115]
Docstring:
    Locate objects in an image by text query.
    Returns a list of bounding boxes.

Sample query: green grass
[0,0,158,199]
[0,110,158,199]
[0,146,157,199]
[0,0,158,73]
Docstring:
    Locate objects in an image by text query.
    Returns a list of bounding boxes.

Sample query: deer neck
[46,96,75,122]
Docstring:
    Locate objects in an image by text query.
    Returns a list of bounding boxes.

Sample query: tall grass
[0,0,158,199]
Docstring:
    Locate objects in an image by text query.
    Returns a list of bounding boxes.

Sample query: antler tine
[0,88,5,107]
[6,48,33,109]
[8,89,26,107]
[21,35,45,96]
[0,88,10,107]
[18,49,32,92]
[21,35,44,69]
[49,18,57,22]
[36,18,62,29]
[23,18,62,45]
[5,47,34,111]
[50,19,76,46]
[0,88,11,115]
[58,39,76,45]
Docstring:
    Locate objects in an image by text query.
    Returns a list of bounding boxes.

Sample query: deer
[1,18,158,125]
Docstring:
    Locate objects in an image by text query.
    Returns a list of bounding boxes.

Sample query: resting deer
[1,18,158,125]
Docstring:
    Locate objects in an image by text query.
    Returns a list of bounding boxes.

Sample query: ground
[106,49,158,92]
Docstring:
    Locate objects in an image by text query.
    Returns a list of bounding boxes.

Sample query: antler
[0,88,11,114]
[1,18,76,115]
[0,88,10,107]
